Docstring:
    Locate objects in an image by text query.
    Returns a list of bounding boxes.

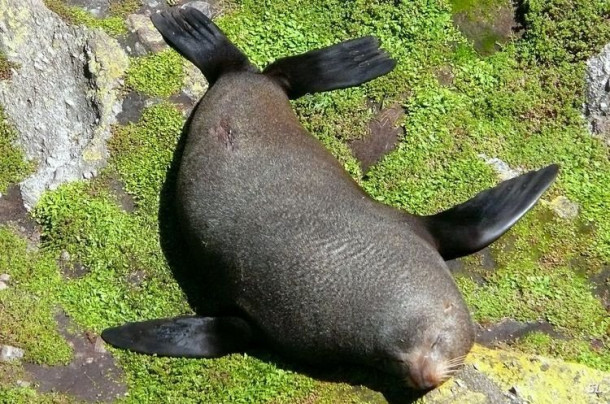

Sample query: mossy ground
[44,0,141,36]
[125,50,185,97]
[1,0,610,402]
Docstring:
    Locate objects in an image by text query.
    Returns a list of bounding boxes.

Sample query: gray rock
[182,1,214,18]
[479,154,522,181]
[0,345,25,362]
[0,281,7,290]
[585,43,610,145]
[0,0,128,210]
[142,0,163,10]
[182,63,208,102]
[548,196,580,219]
[15,379,31,388]
[60,250,70,262]
[94,336,107,353]
[0,273,9,282]
[126,13,167,53]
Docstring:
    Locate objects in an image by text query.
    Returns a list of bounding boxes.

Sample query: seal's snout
[404,348,469,390]
[407,354,443,390]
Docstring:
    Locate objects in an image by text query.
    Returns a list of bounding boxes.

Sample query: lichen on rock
[424,345,610,403]
[0,0,128,209]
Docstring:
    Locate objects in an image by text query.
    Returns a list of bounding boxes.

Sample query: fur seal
[102,7,559,390]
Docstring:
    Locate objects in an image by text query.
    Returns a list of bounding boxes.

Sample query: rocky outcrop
[585,43,610,146]
[0,0,128,209]
[424,345,610,403]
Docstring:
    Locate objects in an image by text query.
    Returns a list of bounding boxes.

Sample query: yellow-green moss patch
[464,345,610,403]
[0,227,72,365]
[44,0,135,36]
[125,50,185,97]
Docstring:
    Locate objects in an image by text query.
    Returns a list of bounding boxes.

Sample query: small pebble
[508,385,522,398]
[94,337,107,354]
[0,345,25,362]
[16,380,31,388]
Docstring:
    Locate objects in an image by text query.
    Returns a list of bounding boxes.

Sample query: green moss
[33,181,187,329]
[0,107,34,193]
[0,227,72,365]
[456,263,609,337]
[115,353,321,403]
[108,0,142,17]
[125,50,185,97]
[108,103,184,211]
[449,0,508,13]
[519,0,610,64]
[0,381,79,404]
[44,0,130,37]
[514,332,610,372]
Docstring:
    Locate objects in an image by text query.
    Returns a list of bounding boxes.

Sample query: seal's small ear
[420,164,559,261]
[263,36,396,99]
[101,316,254,358]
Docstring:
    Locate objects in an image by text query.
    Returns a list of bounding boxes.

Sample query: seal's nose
[408,354,443,390]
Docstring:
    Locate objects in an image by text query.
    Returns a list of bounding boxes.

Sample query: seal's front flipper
[421,164,559,261]
[151,8,257,85]
[101,316,254,358]
[263,37,396,99]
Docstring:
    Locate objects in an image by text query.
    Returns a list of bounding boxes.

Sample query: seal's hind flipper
[151,8,257,85]
[421,164,559,261]
[101,316,254,358]
[263,37,396,99]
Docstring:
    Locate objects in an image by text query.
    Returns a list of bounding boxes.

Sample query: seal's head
[370,268,476,390]
[381,304,475,390]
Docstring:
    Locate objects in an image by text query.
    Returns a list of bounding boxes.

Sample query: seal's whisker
[444,363,464,372]
[445,356,467,366]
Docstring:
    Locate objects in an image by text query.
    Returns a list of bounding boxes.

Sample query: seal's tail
[264,37,396,99]
[151,7,257,85]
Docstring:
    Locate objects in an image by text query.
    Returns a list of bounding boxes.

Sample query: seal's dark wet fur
[102,7,558,391]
